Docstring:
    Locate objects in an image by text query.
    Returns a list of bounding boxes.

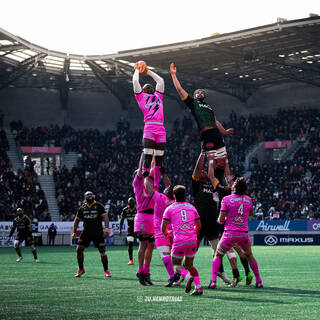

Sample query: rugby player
[144,169,182,287]
[192,152,231,285]
[133,156,155,286]
[120,197,137,265]
[8,208,39,262]
[209,177,263,288]
[170,63,233,189]
[161,185,203,296]
[72,191,111,278]
[133,62,166,188]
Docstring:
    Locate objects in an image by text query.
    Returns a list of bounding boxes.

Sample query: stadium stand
[2,106,318,222]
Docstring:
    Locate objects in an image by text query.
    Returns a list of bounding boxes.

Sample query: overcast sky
[1,0,319,55]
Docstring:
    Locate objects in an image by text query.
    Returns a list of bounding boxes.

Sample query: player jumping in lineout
[133,61,166,188]
[170,62,233,189]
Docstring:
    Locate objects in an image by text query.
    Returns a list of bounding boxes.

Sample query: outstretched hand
[170,63,176,76]
[225,128,234,136]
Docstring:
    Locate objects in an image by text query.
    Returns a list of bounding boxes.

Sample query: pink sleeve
[194,208,200,219]
[155,91,163,100]
[249,198,254,211]
[153,191,160,202]
[221,197,228,211]
[163,207,170,220]
[133,175,143,194]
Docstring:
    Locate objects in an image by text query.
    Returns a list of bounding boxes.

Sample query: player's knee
[226,250,237,260]
[76,246,84,254]
[14,240,20,248]
[100,251,107,257]
[143,148,154,156]
[157,246,170,259]
[30,245,36,251]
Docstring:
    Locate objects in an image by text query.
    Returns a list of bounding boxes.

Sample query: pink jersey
[163,202,200,245]
[153,191,174,240]
[133,176,154,213]
[135,92,164,124]
[221,194,253,232]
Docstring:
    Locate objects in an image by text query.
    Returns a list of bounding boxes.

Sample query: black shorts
[78,231,105,248]
[197,216,223,241]
[200,128,225,152]
[16,232,33,245]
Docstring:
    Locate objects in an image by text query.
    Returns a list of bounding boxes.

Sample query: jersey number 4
[238,204,244,215]
[181,209,187,221]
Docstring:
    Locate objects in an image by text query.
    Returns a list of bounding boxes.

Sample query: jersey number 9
[181,210,187,221]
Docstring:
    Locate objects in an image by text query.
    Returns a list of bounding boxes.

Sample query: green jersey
[183,94,217,130]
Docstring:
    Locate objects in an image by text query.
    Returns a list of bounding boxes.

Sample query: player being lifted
[161,185,203,296]
[133,61,166,188]
[209,177,263,289]
[8,208,39,262]
[144,167,182,287]
[119,197,137,265]
[170,63,233,189]
[133,153,155,286]
[72,191,111,278]
[192,152,231,285]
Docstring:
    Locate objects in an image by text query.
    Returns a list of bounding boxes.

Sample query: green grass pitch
[1,245,319,320]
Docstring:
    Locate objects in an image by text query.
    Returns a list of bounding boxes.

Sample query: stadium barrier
[0,220,127,246]
[1,220,319,247]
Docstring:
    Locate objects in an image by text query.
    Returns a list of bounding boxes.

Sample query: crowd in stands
[248,126,320,220]
[0,129,50,221]
[2,106,320,222]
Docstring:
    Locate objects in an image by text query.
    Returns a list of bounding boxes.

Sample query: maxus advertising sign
[254,234,320,246]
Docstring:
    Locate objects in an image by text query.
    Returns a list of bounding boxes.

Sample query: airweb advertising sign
[248,220,308,231]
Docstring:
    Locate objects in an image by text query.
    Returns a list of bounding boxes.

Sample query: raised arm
[147,70,164,93]
[132,69,142,94]
[144,176,155,196]
[192,152,205,180]
[170,63,188,99]
[216,119,233,136]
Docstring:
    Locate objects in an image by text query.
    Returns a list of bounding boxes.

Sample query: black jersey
[121,206,137,234]
[9,215,32,237]
[183,94,217,130]
[192,176,218,219]
[76,201,107,233]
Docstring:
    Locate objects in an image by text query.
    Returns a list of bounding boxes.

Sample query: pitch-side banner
[254,234,320,246]
[0,221,127,233]
[307,220,320,231]
[38,221,127,233]
[248,220,307,231]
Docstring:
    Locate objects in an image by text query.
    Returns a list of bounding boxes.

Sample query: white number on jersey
[238,204,244,215]
[181,209,187,221]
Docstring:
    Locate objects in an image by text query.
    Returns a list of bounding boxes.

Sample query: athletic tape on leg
[143,148,154,155]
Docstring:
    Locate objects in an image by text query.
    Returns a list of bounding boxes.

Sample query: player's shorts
[143,123,166,144]
[219,231,251,250]
[171,241,197,259]
[78,231,105,248]
[200,128,226,156]
[16,231,33,244]
[155,232,173,248]
[134,212,154,235]
[197,215,222,241]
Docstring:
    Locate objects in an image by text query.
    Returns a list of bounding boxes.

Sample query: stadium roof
[0,15,320,108]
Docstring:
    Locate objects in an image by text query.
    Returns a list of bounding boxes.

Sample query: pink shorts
[219,231,251,250]
[171,241,197,259]
[143,123,166,143]
[134,213,154,235]
[155,233,173,248]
